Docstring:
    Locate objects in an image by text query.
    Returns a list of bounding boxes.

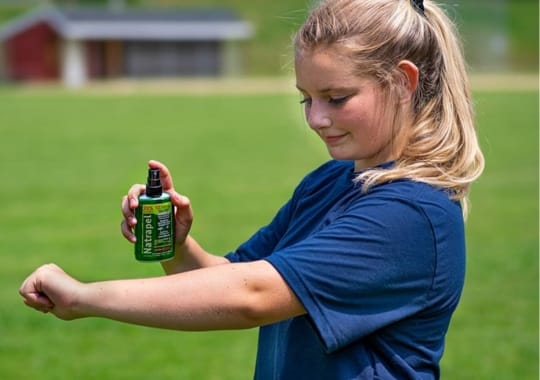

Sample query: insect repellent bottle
[134,168,175,262]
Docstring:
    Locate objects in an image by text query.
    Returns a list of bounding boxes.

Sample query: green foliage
[0,4,26,24]
[0,88,537,379]
[508,1,539,70]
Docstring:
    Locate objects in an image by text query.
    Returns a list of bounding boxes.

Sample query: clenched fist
[19,263,85,320]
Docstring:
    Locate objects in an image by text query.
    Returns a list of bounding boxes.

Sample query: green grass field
[0,87,537,379]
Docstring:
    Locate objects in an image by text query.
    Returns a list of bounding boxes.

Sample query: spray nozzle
[146,168,163,197]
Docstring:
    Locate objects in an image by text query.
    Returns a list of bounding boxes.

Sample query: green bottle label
[135,196,175,262]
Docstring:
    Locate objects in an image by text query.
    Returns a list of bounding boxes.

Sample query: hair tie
[411,0,425,16]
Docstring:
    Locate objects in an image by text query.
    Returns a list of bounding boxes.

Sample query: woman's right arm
[121,160,229,275]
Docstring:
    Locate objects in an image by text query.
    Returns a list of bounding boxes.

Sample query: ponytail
[295,0,485,217]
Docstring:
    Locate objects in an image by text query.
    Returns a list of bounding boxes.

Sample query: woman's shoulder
[368,179,463,221]
[373,179,454,201]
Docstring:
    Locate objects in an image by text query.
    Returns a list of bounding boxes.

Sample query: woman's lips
[322,133,347,145]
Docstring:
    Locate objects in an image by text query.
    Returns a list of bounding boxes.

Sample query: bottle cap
[146,168,163,197]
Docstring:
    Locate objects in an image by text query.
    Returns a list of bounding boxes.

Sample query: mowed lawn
[0,87,537,379]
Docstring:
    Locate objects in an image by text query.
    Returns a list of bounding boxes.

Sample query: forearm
[76,261,304,331]
[79,272,248,330]
[161,235,229,275]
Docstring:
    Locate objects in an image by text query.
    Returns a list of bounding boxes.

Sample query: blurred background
[0,0,537,84]
[0,1,538,380]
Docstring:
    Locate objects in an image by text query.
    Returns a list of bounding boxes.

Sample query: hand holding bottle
[121,160,194,251]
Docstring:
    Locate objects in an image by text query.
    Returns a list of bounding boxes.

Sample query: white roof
[0,6,254,41]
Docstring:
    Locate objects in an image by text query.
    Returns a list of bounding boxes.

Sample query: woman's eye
[299,95,349,106]
[328,96,350,105]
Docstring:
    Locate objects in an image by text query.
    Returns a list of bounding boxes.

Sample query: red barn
[0,6,253,87]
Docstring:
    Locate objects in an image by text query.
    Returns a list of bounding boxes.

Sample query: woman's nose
[306,102,332,130]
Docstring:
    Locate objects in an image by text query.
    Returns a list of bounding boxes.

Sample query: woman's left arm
[19,261,306,330]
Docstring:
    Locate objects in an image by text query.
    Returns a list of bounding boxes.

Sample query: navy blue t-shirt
[225,160,465,380]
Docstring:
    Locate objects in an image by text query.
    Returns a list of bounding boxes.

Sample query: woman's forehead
[295,48,364,90]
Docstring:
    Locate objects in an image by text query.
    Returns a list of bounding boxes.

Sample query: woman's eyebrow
[295,84,356,94]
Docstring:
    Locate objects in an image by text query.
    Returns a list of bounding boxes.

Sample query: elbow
[233,287,305,329]
[237,298,275,328]
[220,261,306,329]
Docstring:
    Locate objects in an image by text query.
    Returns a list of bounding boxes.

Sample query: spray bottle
[134,168,175,262]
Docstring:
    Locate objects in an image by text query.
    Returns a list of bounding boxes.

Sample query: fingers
[148,160,174,191]
[19,264,58,313]
[121,219,136,243]
[170,191,192,215]
[19,264,83,321]
[121,184,146,242]
[121,191,192,244]
[23,292,54,313]
[125,184,146,211]
[121,161,176,243]
[170,191,194,236]
[171,191,191,209]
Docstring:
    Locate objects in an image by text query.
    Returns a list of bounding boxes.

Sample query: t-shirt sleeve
[264,195,438,353]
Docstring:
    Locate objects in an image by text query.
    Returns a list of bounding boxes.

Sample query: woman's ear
[397,60,419,103]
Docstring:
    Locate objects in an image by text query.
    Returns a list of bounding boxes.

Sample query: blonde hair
[295,0,484,217]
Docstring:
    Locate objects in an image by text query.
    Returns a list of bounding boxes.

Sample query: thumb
[148,160,175,192]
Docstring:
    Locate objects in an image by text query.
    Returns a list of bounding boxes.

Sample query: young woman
[20,0,484,378]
